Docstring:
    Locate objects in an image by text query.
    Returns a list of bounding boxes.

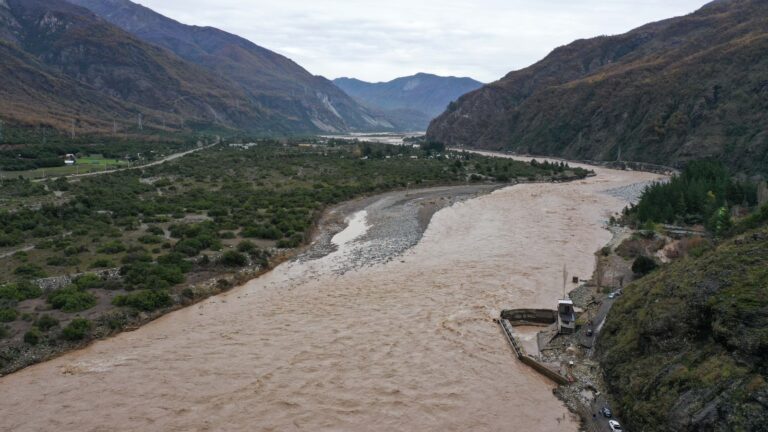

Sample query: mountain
[598,217,768,431]
[427,0,768,174]
[334,73,483,130]
[0,0,268,133]
[65,0,393,133]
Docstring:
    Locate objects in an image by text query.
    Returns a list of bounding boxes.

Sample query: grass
[2,155,131,179]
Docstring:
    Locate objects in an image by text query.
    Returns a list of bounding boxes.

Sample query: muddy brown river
[0,160,661,432]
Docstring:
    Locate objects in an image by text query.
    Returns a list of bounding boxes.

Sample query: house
[64,154,77,165]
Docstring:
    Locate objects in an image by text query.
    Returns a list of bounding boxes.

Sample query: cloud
[137,0,711,82]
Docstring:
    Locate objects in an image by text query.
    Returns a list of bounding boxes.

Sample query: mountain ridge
[66,0,394,133]
[334,73,482,131]
[427,0,768,174]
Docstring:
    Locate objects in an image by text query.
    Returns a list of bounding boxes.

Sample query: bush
[237,240,257,253]
[89,258,115,269]
[36,314,59,331]
[45,255,81,266]
[73,274,104,290]
[98,241,126,254]
[138,235,162,244]
[221,250,248,267]
[0,308,18,322]
[0,325,8,339]
[48,286,97,312]
[146,226,165,236]
[632,256,659,276]
[13,264,46,278]
[24,328,42,345]
[112,290,172,311]
[0,281,42,301]
[61,318,91,341]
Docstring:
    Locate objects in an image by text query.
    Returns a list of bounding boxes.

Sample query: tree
[632,256,658,276]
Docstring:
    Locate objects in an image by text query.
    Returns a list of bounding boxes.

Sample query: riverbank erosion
[0,166,661,431]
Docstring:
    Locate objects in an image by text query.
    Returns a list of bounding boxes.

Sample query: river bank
[0,160,661,432]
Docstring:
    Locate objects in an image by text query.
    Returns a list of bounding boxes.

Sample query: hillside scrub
[598,223,768,431]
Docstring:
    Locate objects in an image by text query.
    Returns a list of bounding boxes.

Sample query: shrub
[89,258,115,269]
[0,325,8,339]
[73,274,104,290]
[45,255,81,266]
[219,231,236,239]
[98,241,126,254]
[146,226,165,236]
[237,240,256,253]
[61,318,91,341]
[0,308,18,322]
[112,290,172,311]
[632,256,659,276]
[0,281,42,301]
[48,286,97,312]
[221,250,247,267]
[24,328,42,345]
[138,235,162,244]
[13,264,46,278]
[36,314,59,331]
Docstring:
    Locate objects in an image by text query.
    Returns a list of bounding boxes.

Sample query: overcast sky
[136,0,711,83]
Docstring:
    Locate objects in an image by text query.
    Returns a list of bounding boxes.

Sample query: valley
[0,154,657,432]
[1,0,767,430]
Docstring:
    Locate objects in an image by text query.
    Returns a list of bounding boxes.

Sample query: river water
[0,162,661,432]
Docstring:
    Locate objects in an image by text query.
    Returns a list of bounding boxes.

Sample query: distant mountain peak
[333,73,483,131]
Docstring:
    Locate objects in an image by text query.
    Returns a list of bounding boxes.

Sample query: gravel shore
[298,184,502,273]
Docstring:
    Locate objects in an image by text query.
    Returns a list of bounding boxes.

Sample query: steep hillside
[334,73,482,130]
[427,0,768,174]
[598,221,768,431]
[67,0,393,133]
[0,0,276,133]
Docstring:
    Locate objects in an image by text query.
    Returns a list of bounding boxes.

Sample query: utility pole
[0,119,4,143]
[113,119,117,135]
[138,113,143,131]
[71,119,76,139]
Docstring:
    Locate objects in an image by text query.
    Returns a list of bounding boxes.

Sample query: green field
[0,155,131,179]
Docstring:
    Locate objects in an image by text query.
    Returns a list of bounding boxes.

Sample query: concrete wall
[501,309,557,325]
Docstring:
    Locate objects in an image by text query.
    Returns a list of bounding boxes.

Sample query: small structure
[64,154,77,165]
[557,299,576,334]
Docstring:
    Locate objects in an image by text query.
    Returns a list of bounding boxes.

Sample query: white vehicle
[609,420,623,431]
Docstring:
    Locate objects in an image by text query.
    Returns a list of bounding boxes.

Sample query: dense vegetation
[625,161,759,234]
[598,219,768,431]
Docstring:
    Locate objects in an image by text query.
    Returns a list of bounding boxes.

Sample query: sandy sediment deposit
[0,162,662,432]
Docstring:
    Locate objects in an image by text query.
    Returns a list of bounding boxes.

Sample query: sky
[136,0,712,83]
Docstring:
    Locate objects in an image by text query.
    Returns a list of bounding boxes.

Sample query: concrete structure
[557,299,576,334]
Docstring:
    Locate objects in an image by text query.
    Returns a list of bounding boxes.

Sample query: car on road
[608,420,623,431]
[608,293,615,299]
[601,406,612,418]
[586,328,593,337]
